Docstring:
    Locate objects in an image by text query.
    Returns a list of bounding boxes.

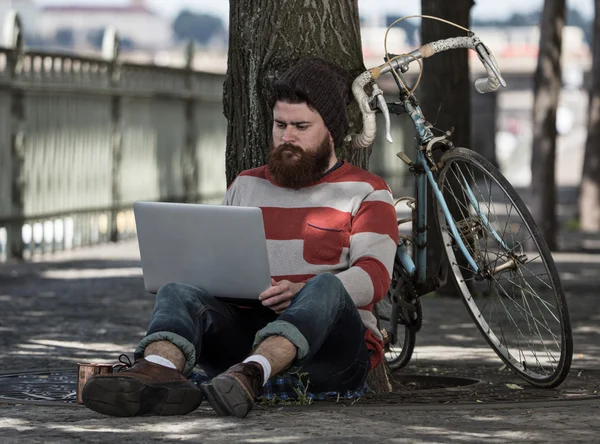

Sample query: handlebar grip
[419,37,475,59]
[351,71,377,150]
[474,77,500,94]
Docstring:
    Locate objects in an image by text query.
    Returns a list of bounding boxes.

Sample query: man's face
[267,101,334,188]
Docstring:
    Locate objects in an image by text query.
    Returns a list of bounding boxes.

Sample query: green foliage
[257,372,314,406]
[564,218,581,232]
[172,9,226,45]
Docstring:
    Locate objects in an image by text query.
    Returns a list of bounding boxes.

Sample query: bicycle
[350,23,573,388]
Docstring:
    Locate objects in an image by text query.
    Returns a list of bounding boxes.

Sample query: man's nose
[281,127,295,142]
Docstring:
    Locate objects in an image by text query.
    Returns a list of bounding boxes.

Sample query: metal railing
[0,12,228,262]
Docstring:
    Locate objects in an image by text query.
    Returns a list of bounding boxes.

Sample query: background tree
[530,0,566,251]
[172,10,226,45]
[420,0,474,293]
[224,0,367,184]
[579,0,600,231]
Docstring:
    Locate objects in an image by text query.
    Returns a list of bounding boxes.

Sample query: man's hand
[259,279,305,314]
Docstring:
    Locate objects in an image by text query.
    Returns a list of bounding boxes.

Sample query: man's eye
[297,125,307,130]
[276,123,286,129]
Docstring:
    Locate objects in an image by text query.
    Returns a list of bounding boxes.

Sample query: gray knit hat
[272,58,353,148]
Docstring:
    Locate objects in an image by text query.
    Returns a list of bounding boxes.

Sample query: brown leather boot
[201,362,264,418]
[82,359,203,417]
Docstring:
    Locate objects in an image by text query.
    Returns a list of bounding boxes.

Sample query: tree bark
[224,0,367,185]
[579,0,600,232]
[420,1,473,151]
[420,0,474,294]
[530,0,565,250]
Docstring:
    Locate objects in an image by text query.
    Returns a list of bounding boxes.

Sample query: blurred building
[361,27,410,65]
[472,26,590,59]
[39,0,173,50]
[0,0,39,43]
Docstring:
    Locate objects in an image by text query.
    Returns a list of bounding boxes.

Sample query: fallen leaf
[506,384,523,390]
[476,400,484,403]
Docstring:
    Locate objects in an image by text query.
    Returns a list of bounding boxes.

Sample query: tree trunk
[579,0,600,232]
[225,0,392,393]
[530,0,565,250]
[420,0,474,294]
[420,1,473,151]
[224,0,368,185]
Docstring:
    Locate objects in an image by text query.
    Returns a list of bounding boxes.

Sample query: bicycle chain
[397,266,423,333]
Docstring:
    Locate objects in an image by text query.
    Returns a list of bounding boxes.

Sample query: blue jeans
[134,273,371,393]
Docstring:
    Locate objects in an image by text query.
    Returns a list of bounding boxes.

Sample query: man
[82,58,398,419]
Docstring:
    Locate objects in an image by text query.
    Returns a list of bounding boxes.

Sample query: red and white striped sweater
[223,161,398,368]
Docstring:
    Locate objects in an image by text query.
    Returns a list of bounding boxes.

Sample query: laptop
[133,201,272,304]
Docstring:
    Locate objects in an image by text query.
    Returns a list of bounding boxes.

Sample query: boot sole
[82,377,204,417]
[201,376,253,419]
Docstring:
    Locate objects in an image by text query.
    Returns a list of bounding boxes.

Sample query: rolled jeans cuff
[253,320,309,368]
[135,331,197,376]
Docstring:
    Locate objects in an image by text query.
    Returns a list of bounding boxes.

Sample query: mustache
[271,142,318,159]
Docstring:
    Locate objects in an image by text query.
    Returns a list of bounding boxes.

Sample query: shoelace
[113,354,133,372]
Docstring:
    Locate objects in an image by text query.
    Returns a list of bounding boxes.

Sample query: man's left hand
[259,279,305,314]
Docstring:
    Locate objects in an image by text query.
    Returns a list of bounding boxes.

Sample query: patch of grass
[564,218,581,232]
[257,372,314,406]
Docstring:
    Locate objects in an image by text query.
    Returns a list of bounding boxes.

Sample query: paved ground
[1,240,599,443]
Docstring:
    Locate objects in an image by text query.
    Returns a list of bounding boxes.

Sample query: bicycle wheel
[377,260,417,370]
[434,148,572,388]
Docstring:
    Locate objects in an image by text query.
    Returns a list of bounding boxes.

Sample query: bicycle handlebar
[351,35,506,150]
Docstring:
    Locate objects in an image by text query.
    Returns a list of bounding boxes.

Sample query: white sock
[243,355,271,385]
[145,354,177,369]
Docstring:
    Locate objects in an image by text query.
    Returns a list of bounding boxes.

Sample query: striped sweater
[223,161,399,368]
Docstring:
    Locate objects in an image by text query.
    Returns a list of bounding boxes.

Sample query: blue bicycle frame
[393,99,481,287]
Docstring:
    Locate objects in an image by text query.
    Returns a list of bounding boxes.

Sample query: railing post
[183,41,199,203]
[103,28,122,242]
[5,11,25,260]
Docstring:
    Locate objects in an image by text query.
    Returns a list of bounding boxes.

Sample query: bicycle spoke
[435,150,571,386]
[490,277,555,371]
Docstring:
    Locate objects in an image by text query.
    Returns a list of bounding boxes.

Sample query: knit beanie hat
[273,58,353,148]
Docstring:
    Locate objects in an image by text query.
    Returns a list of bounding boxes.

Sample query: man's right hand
[259,279,305,314]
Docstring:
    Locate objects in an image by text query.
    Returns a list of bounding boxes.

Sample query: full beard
[267,136,333,188]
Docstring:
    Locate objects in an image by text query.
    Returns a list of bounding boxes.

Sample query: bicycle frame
[391,97,481,288]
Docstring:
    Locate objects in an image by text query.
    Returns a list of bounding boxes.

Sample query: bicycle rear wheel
[434,148,572,388]
[377,260,417,370]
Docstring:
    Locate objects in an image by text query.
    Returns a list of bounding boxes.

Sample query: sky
[31,0,594,21]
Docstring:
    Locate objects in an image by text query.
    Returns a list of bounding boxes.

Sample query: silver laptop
[133,202,271,302]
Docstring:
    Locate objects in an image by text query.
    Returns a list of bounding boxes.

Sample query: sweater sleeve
[334,188,398,307]
[221,178,239,206]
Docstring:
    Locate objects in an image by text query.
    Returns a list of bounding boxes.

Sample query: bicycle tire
[433,147,572,388]
[377,260,417,370]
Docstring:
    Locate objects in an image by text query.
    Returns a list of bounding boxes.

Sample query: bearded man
[82,58,399,419]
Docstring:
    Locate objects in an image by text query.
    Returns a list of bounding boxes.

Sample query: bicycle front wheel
[434,148,572,388]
